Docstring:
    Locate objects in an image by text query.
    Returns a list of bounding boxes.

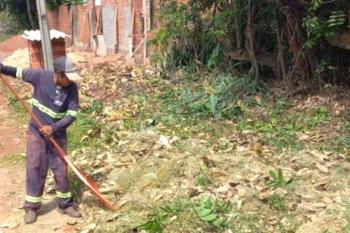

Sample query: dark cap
[53,56,81,81]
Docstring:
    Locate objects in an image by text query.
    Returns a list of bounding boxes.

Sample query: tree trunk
[276,27,289,90]
[26,0,35,29]
[245,0,259,81]
[233,0,242,49]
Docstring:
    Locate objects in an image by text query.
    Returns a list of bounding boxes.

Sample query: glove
[0,63,3,73]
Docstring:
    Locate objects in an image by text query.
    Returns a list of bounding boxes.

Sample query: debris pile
[80,62,157,103]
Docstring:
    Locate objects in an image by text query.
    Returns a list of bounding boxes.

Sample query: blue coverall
[0,65,79,210]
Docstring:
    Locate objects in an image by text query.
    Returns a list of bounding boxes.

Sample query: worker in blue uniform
[0,56,82,224]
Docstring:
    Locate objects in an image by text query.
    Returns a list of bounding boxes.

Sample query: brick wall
[47,0,159,62]
[48,5,90,46]
[28,39,67,68]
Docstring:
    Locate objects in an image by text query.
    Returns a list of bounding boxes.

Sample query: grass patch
[321,120,350,153]
[6,95,30,122]
[68,171,85,202]
[232,211,267,233]
[0,153,25,167]
[137,196,233,233]
[237,105,330,150]
[195,174,213,188]
[68,100,114,152]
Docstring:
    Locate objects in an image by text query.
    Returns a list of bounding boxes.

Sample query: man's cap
[53,56,82,81]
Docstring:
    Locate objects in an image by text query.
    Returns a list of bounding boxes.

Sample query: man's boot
[24,209,37,224]
[58,206,82,218]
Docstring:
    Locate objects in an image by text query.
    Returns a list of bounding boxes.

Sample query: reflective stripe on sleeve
[67,110,78,117]
[16,68,23,80]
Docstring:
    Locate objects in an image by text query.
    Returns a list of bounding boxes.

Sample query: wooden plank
[102,5,117,54]
[120,5,132,52]
[88,10,96,50]
[143,0,151,32]
[131,37,146,58]
[95,34,107,57]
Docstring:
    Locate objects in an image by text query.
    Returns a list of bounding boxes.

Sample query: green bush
[160,73,262,120]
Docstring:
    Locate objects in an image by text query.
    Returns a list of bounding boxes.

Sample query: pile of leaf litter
[64,61,350,233]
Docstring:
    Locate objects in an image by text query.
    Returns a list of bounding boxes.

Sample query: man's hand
[39,125,53,137]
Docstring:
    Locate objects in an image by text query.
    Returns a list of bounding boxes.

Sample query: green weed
[158,73,260,120]
[270,98,290,117]
[300,106,329,130]
[138,197,191,233]
[194,196,232,230]
[267,169,293,189]
[195,166,213,188]
[139,208,168,233]
[321,121,350,153]
[267,194,285,210]
[195,174,213,187]
[138,196,232,233]
[68,100,107,151]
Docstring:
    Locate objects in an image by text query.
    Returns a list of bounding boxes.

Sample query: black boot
[58,206,82,218]
[24,209,37,224]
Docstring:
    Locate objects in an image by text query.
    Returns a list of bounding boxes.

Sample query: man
[0,56,82,224]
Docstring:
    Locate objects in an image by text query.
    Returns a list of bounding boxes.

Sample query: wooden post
[143,0,151,62]
[36,0,54,70]
[128,9,135,57]
[89,0,97,50]
[71,0,79,46]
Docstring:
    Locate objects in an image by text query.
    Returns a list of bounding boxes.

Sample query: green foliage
[267,169,293,189]
[68,171,84,201]
[138,196,232,233]
[195,174,213,187]
[321,120,350,153]
[139,209,168,233]
[194,196,231,230]
[152,0,239,71]
[237,103,330,150]
[0,4,29,33]
[160,73,262,120]
[301,106,329,129]
[47,0,87,9]
[267,194,285,210]
[68,100,106,151]
[303,1,347,49]
[154,0,349,87]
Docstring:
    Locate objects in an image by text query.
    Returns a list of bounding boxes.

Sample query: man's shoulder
[24,68,54,77]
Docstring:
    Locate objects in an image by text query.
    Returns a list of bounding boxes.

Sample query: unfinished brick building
[47,0,158,62]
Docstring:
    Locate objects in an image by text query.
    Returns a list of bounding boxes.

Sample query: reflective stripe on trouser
[24,129,74,210]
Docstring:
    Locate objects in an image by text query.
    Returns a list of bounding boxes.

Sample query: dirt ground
[0,53,82,233]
